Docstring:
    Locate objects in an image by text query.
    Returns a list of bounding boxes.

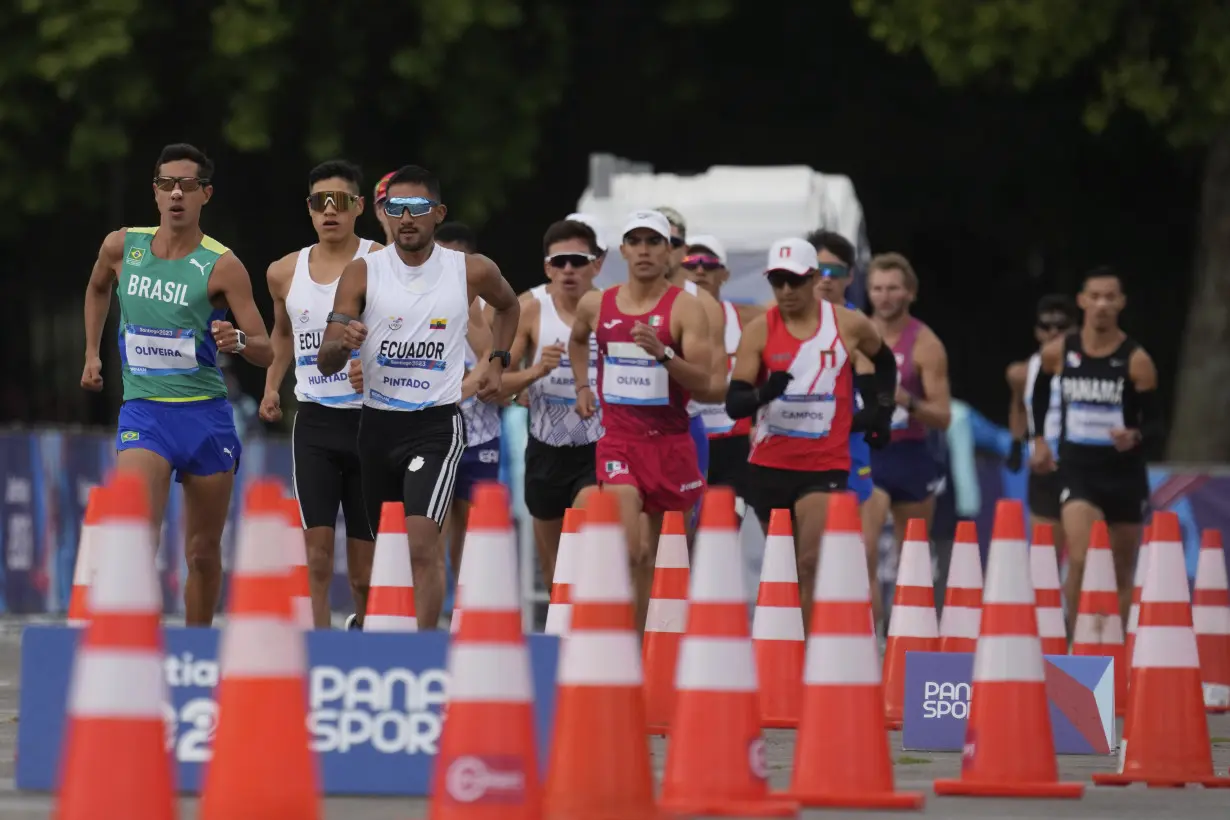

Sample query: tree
[852,0,1230,462]
[0,0,731,228]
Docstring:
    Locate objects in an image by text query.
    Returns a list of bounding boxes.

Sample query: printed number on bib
[602,341,668,406]
[125,325,198,377]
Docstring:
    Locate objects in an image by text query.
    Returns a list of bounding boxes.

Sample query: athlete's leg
[532,516,563,587]
[339,444,375,626]
[115,401,177,544]
[1102,474,1146,624]
[862,486,892,630]
[446,499,470,583]
[292,408,347,628]
[303,527,337,628]
[794,490,833,630]
[604,483,648,628]
[1059,499,1100,637]
[1106,522,1142,623]
[179,470,233,626]
[115,449,174,543]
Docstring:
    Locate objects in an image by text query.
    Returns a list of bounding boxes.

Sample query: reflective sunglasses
[681,254,723,272]
[546,252,595,269]
[154,176,209,192]
[766,270,815,289]
[818,262,850,279]
[307,191,359,212]
[383,196,439,218]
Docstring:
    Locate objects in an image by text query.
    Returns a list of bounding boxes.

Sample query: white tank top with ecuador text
[360,244,469,411]
[287,239,375,407]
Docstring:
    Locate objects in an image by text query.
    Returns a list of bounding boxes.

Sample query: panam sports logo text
[922,680,970,719]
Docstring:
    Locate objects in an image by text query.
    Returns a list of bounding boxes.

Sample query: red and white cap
[766,238,818,276]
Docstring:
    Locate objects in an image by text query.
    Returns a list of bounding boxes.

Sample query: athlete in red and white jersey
[681,233,763,521]
[727,238,896,625]
[569,209,717,631]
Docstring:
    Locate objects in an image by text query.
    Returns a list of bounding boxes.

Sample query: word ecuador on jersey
[16,626,561,795]
[901,651,1115,755]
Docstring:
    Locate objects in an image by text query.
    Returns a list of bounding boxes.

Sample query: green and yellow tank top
[116,227,230,402]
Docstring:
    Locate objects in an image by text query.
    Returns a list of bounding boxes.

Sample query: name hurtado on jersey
[296,328,357,394]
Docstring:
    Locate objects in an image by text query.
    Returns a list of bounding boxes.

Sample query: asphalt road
[0,623,1227,819]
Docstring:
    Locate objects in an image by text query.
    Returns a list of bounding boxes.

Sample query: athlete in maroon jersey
[727,238,897,627]
[568,209,718,631]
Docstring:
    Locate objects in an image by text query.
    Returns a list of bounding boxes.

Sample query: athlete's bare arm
[500,299,555,399]
[81,229,126,391]
[318,258,368,377]
[1006,361,1029,439]
[461,299,494,402]
[263,254,297,396]
[569,290,602,418]
[729,314,768,385]
[209,253,274,368]
[465,255,519,358]
[1038,336,1064,376]
[659,292,715,397]
[835,305,886,361]
[735,302,766,327]
[910,328,952,431]
[691,287,728,399]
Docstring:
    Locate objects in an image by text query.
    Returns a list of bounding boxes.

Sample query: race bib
[602,342,668,406]
[296,349,360,405]
[124,325,197,377]
[762,393,836,439]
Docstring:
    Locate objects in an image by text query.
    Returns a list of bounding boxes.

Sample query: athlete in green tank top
[80,142,274,627]
[117,227,230,401]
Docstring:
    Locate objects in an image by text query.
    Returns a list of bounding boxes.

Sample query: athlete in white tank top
[1024,351,1062,458]
[360,244,470,411]
[286,239,375,407]
[690,300,743,433]
[527,293,604,446]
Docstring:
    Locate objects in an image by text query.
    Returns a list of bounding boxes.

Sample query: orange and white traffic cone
[883,518,939,728]
[66,486,102,627]
[280,498,313,630]
[934,500,1083,798]
[789,492,924,810]
[452,516,474,635]
[1124,523,1152,690]
[430,483,540,819]
[365,501,417,632]
[1093,512,1230,788]
[751,508,804,728]
[642,510,689,735]
[1194,528,1230,712]
[1072,520,1127,715]
[543,489,659,820]
[545,507,584,635]
[200,479,320,820]
[939,520,982,653]
[1029,523,1068,656]
[54,473,176,820]
[660,488,797,817]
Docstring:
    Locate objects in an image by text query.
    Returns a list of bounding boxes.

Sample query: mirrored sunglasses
[383,196,439,218]
[766,270,815,289]
[154,176,209,192]
[681,254,723,272]
[546,252,595,269]
[307,191,359,212]
[818,263,850,279]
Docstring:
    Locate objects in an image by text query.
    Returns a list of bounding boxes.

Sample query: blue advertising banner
[16,626,561,796]
[901,651,1115,755]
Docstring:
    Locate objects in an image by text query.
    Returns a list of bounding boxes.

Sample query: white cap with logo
[564,212,608,253]
[621,209,673,242]
[687,234,727,266]
[765,238,819,276]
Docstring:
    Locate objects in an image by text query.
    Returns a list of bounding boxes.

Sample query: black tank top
[1058,332,1146,472]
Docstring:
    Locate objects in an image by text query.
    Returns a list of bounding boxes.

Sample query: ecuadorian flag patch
[429,318,447,330]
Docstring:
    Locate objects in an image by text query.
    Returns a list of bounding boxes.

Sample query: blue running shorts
[688,414,710,479]
[454,437,501,503]
[116,398,241,482]
[869,438,943,503]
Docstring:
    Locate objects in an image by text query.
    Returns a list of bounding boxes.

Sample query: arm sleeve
[1030,371,1052,442]
[869,342,897,408]
[725,379,760,420]
[1131,388,1165,453]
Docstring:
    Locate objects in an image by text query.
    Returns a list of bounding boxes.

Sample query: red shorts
[596,433,706,515]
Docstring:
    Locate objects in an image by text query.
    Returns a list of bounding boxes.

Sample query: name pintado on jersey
[360,244,469,412]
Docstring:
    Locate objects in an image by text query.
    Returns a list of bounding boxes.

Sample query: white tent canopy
[573,153,872,306]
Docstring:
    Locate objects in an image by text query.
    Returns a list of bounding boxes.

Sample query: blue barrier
[16,626,561,795]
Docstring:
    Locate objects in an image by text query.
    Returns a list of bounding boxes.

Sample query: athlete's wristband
[233,329,247,353]
[327,311,356,326]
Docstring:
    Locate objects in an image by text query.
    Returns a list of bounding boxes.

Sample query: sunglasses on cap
[383,196,439,218]
[681,254,723,272]
[766,270,815,289]
[545,252,595,269]
[154,176,209,192]
[307,191,359,212]
[818,262,850,279]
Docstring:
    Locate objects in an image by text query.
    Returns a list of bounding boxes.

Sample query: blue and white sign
[901,651,1115,755]
[17,626,561,795]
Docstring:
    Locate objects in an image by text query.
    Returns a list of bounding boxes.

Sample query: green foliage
[0,0,734,229]
[852,0,1230,145]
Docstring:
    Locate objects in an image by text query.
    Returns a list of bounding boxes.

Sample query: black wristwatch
[327,311,355,326]
[655,347,676,365]
[488,350,511,368]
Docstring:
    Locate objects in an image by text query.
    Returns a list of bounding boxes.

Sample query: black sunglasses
[669,236,685,249]
[767,270,815,289]
[545,252,595,269]
[1036,319,1071,332]
[154,176,209,192]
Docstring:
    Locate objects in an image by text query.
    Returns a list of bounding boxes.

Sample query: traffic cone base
[642,509,689,735]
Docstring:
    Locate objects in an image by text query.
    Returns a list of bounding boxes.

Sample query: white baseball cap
[621,209,672,242]
[564,212,608,253]
[687,234,727,266]
[766,238,819,276]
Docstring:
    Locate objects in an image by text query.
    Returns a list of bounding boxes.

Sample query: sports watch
[488,350,511,368]
[655,347,675,365]
[233,329,247,353]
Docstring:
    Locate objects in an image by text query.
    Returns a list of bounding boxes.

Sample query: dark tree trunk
[1168,126,1230,463]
